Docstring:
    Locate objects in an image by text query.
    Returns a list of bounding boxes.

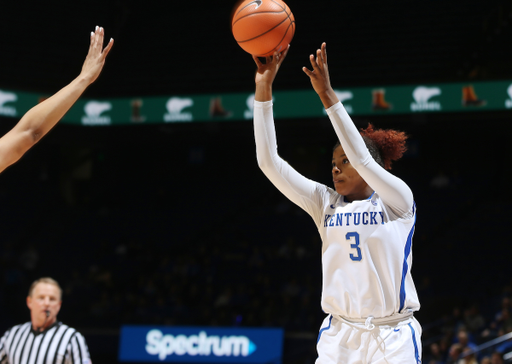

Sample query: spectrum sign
[118,326,284,363]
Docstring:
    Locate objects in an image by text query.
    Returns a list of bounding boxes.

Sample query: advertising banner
[118,326,284,363]
[2,80,511,125]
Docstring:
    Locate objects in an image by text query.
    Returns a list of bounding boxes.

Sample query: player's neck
[344,187,374,202]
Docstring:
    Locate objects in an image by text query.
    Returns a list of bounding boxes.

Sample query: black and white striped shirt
[0,322,91,364]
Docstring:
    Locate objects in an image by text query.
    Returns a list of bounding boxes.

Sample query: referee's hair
[28,277,63,300]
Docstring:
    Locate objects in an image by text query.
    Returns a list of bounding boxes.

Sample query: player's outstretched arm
[308,43,413,214]
[253,45,289,102]
[252,45,323,222]
[303,42,339,109]
[0,26,113,174]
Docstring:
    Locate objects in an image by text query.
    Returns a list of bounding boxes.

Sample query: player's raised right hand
[253,45,289,86]
[253,45,289,102]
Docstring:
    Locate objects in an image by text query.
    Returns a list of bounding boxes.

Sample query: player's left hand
[303,43,339,108]
[303,42,333,95]
[80,26,114,85]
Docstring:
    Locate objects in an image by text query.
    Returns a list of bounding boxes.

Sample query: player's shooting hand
[253,45,290,86]
[80,26,114,85]
[303,43,339,109]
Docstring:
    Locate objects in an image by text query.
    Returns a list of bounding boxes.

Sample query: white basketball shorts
[316,314,422,364]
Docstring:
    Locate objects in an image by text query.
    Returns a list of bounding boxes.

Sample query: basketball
[231,0,295,57]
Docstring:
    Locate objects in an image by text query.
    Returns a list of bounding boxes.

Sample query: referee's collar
[30,321,60,335]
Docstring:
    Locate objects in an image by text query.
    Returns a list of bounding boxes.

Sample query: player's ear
[26,296,32,310]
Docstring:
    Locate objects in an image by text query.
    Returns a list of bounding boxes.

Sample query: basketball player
[252,43,422,363]
[0,26,113,174]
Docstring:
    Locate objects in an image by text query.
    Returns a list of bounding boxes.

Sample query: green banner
[1,80,511,126]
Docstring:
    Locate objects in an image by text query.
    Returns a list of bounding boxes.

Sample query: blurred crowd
[2,193,512,363]
[423,289,512,364]
[0,181,325,333]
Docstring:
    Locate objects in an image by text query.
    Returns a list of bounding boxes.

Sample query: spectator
[426,342,444,364]
[464,304,485,334]
[459,347,477,364]
[457,328,478,352]
[446,343,463,364]
[495,298,512,331]
[495,326,512,355]
[491,351,504,364]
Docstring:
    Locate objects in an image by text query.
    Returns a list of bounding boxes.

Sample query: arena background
[0,0,511,363]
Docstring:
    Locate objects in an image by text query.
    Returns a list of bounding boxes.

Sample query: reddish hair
[360,123,408,170]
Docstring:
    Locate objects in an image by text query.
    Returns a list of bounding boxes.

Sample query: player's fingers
[88,31,95,54]
[102,38,114,59]
[322,42,327,63]
[252,55,263,68]
[316,49,324,71]
[279,44,290,64]
[89,27,98,54]
[96,27,105,53]
[273,51,280,65]
[320,47,326,65]
[93,27,105,54]
[302,66,314,78]
[309,54,319,71]
[265,56,272,65]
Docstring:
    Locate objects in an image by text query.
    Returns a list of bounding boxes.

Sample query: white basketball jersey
[253,100,420,320]
[316,188,419,319]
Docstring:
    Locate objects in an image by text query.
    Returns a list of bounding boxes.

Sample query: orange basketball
[231,0,295,57]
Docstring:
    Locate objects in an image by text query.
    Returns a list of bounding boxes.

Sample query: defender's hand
[80,26,114,85]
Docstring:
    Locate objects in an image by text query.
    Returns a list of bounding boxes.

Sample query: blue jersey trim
[407,323,421,364]
[399,203,416,312]
[317,315,333,343]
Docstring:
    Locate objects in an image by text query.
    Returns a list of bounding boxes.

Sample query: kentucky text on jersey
[324,212,384,227]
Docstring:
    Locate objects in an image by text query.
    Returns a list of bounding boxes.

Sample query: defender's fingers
[96,27,105,51]
[102,38,114,59]
[87,28,97,55]
[93,26,104,53]
[90,28,99,53]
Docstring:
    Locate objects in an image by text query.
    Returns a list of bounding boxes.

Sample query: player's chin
[334,185,346,195]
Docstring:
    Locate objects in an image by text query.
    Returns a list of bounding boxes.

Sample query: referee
[0,277,91,364]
